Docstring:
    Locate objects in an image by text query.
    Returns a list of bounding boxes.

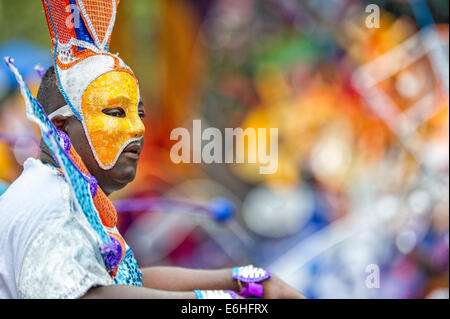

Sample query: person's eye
[102,107,126,118]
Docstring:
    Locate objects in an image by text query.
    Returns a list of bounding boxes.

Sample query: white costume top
[0,158,113,298]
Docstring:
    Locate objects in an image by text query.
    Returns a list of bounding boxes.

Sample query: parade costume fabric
[0,0,143,298]
[0,159,113,298]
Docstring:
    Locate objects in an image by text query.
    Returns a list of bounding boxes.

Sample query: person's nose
[129,113,145,138]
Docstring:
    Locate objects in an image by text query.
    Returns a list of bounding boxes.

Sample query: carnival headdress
[3,0,144,285]
[42,0,144,170]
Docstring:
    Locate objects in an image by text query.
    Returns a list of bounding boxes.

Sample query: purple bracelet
[232,265,271,299]
[239,282,264,299]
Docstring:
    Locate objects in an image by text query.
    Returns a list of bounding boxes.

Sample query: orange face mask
[81,71,145,169]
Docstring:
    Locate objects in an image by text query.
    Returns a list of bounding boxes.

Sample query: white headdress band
[48,104,74,120]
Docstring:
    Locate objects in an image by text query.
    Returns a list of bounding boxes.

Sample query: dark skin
[41,91,305,299]
[40,92,145,196]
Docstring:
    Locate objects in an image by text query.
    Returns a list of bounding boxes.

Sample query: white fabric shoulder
[0,158,69,298]
[0,158,111,298]
[18,209,112,298]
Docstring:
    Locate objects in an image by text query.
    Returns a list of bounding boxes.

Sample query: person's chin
[110,154,139,185]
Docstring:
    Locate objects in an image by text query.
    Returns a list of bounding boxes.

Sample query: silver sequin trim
[17,177,112,299]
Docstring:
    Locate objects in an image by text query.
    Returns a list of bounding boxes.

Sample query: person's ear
[51,116,69,134]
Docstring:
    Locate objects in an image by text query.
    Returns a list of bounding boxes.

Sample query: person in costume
[0,0,303,299]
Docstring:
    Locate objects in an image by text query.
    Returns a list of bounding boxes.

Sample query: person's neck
[39,139,112,197]
[39,139,59,167]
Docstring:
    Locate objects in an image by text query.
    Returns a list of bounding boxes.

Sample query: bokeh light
[0,0,448,298]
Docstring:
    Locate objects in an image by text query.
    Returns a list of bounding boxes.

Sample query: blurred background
[0,0,448,298]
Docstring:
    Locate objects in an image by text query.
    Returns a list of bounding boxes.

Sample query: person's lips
[122,142,142,160]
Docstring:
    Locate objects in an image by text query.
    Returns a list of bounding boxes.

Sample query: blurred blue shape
[208,197,235,223]
[409,0,436,29]
[0,181,8,196]
[0,39,52,98]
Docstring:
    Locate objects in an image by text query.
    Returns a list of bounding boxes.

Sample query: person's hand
[261,274,306,299]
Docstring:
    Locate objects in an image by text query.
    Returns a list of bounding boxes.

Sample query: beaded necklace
[57,143,126,277]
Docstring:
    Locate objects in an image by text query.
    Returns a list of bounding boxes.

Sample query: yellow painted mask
[81,71,145,169]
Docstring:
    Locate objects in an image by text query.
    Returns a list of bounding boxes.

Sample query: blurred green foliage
[0,0,50,48]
